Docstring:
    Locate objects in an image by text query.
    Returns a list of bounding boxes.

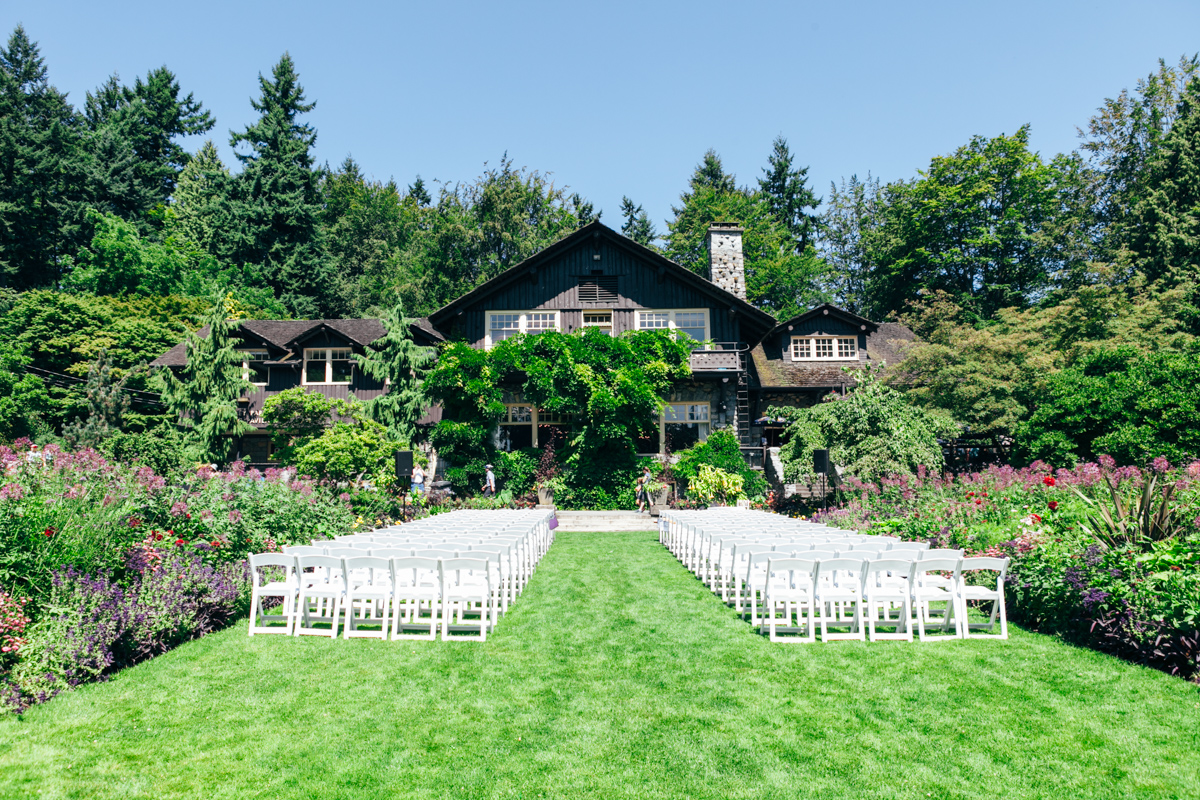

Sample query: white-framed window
[303,347,354,384]
[660,402,710,452]
[498,404,534,451]
[582,311,613,336]
[238,349,269,386]
[790,336,858,361]
[486,311,560,348]
[637,309,709,344]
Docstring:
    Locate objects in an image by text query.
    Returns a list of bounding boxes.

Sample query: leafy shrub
[1017,348,1200,466]
[674,430,768,499]
[688,465,746,505]
[774,365,957,483]
[100,424,189,480]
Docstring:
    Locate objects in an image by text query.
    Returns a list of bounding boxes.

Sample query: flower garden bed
[0,440,354,711]
[806,458,1200,680]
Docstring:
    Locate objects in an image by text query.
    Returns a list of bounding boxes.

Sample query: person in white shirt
[410,463,426,495]
[483,464,496,497]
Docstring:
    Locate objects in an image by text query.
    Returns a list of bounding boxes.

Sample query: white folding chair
[248,553,297,636]
[910,557,962,641]
[440,557,494,641]
[294,555,346,638]
[761,558,817,643]
[814,558,866,642]
[391,555,442,639]
[958,557,1010,639]
[342,556,392,640]
[863,558,913,642]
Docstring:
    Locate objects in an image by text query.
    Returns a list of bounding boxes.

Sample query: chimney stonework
[707,222,746,301]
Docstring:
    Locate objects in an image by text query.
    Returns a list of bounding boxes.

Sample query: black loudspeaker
[394,450,414,481]
[812,449,830,475]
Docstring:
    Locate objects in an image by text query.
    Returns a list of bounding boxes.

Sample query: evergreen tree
[1127,77,1200,286]
[820,174,880,315]
[169,140,233,256]
[406,175,432,206]
[0,25,88,289]
[62,349,130,449]
[569,193,600,227]
[353,301,435,440]
[228,53,332,317]
[758,136,821,252]
[158,296,252,462]
[619,196,657,246]
[83,67,213,221]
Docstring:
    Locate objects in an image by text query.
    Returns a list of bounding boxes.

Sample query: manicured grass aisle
[1,532,1198,799]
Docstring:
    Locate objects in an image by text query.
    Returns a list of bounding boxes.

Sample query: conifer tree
[228,53,332,317]
[169,140,232,256]
[0,25,87,289]
[63,349,130,449]
[354,302,435,441]
[619,196,657,246]
[1128,77,1200,286]
[758,136,821,252]
[158,296,252,462]
[407,176,432,206]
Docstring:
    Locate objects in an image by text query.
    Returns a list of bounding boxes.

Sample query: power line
[23,366,167,408]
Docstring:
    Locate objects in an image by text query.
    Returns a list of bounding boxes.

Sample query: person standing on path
[410,462,425,495]
[483,464,497,497]
[636,466,652,514]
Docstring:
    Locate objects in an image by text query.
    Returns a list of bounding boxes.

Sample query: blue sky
[7,1,1200,233]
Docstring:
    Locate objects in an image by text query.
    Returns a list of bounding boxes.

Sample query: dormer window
[637,309,709,345]
[238,349,270,386]
[791,336,858,361]
[303,348,354,384]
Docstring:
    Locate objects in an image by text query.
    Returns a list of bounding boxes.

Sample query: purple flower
[1098,454,1116,470]
[169,501,188,517]
[227,509,243,523]
[0,483,24,502]
[1151,456,1170,474]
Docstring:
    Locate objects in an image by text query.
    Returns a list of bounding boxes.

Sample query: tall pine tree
[228,53,332,318]
[619,196,657,246]
[758,136,820,253]
[0,25,88,289]
[169,140,233,256]
[353,301,435,440]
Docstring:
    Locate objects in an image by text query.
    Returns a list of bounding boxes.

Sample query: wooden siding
[446,239,745,347]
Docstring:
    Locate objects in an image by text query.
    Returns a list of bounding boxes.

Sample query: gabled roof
[150,318,442,368]
[770,303,879,337]
[426,220,778,340]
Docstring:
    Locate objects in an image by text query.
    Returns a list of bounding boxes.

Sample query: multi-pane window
[637,311,670,330]
[790,336,859,361]
[304,348,354,384]
[583,311,613,336]
[238,349,269,385]
[498,405,534,451]
[661,402,710,451]
[637,309,708,344]
[485,311,560,347]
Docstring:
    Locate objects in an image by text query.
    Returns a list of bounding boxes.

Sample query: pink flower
[1188,461,1200,479]
[169,501,188,517]
[0,483,24,502]
[1099,454,1116,470]
[228,510,243,523]
[1151,456,1170,473]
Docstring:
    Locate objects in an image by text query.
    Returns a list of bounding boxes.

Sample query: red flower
[175,538,185,547]
[1043,476,1056,487]
[186,513,192,519]
[153,533,163,541]
[982,492,988,498]
[210,540,220,548]
[43,526,55,538]
[1048,500,1059,511]
[975,499,983,505]
[128,518,141,528]
[1032,513,1043,524]
[967,491,975,497]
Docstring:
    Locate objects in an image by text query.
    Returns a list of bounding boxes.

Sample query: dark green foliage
[99,424,188,480]
[619,196,657,247]
[820,174,880,315]
[426,329,692,498]
[757,136,820,253]
[157,297,252,462]
[0,26,88,289]
[673,429,768,500]
[353,302,435,440]
[62,350,130,450]
[227,54,332,317]
[1126,77,1200,287]
[0,345,50,442]
[1016,348,1200,466]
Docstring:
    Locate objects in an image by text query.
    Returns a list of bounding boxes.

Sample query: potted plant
[533,440,563,507]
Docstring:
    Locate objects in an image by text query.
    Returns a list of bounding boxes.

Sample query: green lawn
[1,531,1198,800]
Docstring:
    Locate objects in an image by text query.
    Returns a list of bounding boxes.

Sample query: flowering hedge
[0,440,355,711]
[809,458,1200,680]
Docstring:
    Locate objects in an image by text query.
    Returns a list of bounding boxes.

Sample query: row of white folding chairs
[249,553,505,641]
[757,554,1010,643]
[282,540,532,611]
[685,530,895,582]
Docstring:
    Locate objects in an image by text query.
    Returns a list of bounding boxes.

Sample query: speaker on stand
[813,449,830,513]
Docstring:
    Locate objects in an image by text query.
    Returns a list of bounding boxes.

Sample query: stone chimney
[707,222,746,300]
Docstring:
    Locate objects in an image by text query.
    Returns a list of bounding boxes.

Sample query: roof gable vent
[577,275,618,303]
